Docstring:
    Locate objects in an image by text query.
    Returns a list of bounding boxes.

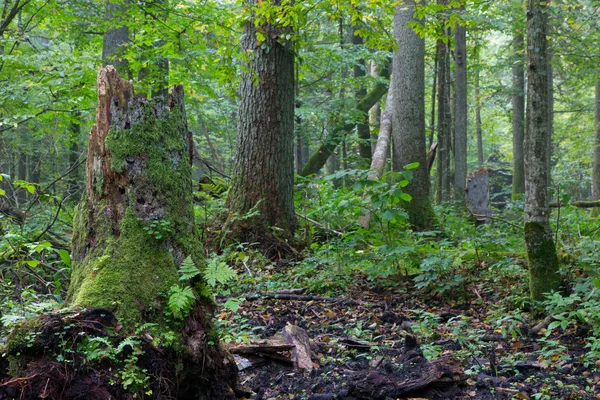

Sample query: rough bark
[102,0,130,75]
[392,1,438,230]
[465,169,490,223]
[524,0,560,301]
[226,0,296,245]
[453,15,468,198]
[512,33,526,197]
[301,65,390,177]
[593,80,600,200]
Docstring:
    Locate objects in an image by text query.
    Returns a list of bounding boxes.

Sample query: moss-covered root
[524,221,560,301]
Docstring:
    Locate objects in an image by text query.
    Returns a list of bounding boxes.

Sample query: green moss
[524,221,560,301]
[1,317,44,356]
[404,196,439,231]
[69,105,212,328]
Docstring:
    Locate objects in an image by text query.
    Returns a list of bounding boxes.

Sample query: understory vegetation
[2,172,600,398]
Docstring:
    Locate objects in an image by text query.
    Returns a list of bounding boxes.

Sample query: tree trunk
[68,66,236,397]
[453,15,467,199]
[300,65,389,177]
[512,33,526,197]
[16,152,26,206]
[392,1,438,230]
[593,80,600,200]
[226,0,296,246]
[369,87,393,180]
[67,114,81,199]
[475,62,484,168]
[429,48,438,148]
[102,0,130,76]
[435,33,451,203]
[547,44,554,189]
[352,27,371,164]
[524,0,560,301]
[369,62,381,156]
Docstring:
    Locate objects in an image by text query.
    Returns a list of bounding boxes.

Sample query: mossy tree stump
[66,66,236,397]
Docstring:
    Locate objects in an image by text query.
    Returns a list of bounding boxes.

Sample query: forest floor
[217,262,599,400]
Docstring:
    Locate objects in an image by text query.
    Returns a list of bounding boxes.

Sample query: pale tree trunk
[512,33,526,197]
[429,49,438,148]
[547,44,554,189]
[454,16,467,198]
[226,0,296,249]
[369,87,393,180]
[524,0,560,301]
[392,1,438,230]
[102,0,130,76]
[369,62,381,156]
[593,80,600,200]
[69,66,236,396]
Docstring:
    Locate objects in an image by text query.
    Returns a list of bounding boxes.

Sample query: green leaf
[56,249,71,268]
[168,285,196,319]
[204,258,236,287]
[404,162,420,170]
[399,193,413,202]
[179,256,201,281]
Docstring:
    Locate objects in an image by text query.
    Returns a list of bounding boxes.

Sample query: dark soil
[225,277,600,400]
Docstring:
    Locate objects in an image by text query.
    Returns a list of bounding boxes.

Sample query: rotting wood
[282,323,314,372]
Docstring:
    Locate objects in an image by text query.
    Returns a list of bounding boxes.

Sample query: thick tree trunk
[593,80,600,200]
[512,33,526,197]
[392,1,438,230]
[102,0,130,75]
[453,16,467,199]
[226,0,296,246]
[301,66,389,177]
[67,66,236,398]
[524,0,560,301]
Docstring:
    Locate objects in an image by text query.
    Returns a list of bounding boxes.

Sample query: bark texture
[593,80,600,200]
[512,33,526,197]
[226,0,296,242]
[453,17,468,198]
[524,0,560,300]
[392,1,438,230]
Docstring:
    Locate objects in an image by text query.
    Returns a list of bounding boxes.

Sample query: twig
[296,213,343,236]
[467,209,522,230]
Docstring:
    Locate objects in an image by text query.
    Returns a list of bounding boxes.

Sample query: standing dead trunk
[453,14,467,199]
[68,66,236,397]
[524,0,560,301]
[392,1,438,230]
[593,80,600,200]
[226,0,296,252]
[512,33,526,198]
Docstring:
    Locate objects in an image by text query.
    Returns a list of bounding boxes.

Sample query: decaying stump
[466,168,491,224]
[0,66,237,399]
[349,335,465,399]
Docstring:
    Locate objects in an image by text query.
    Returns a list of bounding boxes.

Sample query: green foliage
[138,218,174,241]
[204,256,237,288]
[167,285,196,320]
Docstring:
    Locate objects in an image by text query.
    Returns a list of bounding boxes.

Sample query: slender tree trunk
[429,48,438,148]
[369,87,393,180]
[29,153,40,185]
[392,1,438,230]
[547,44,554,189]
[369,61,381,156]
[475,62,484,168]
[436,34,451,203]
[102,0,130,76]
[593,80,600,200]
[524,0,560,301]
[352,28,371,164]
[454,16,467,198]
[226,0,296,245]
[67,114,81,199]
[16,152,26,205]
[512,33,526,197]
